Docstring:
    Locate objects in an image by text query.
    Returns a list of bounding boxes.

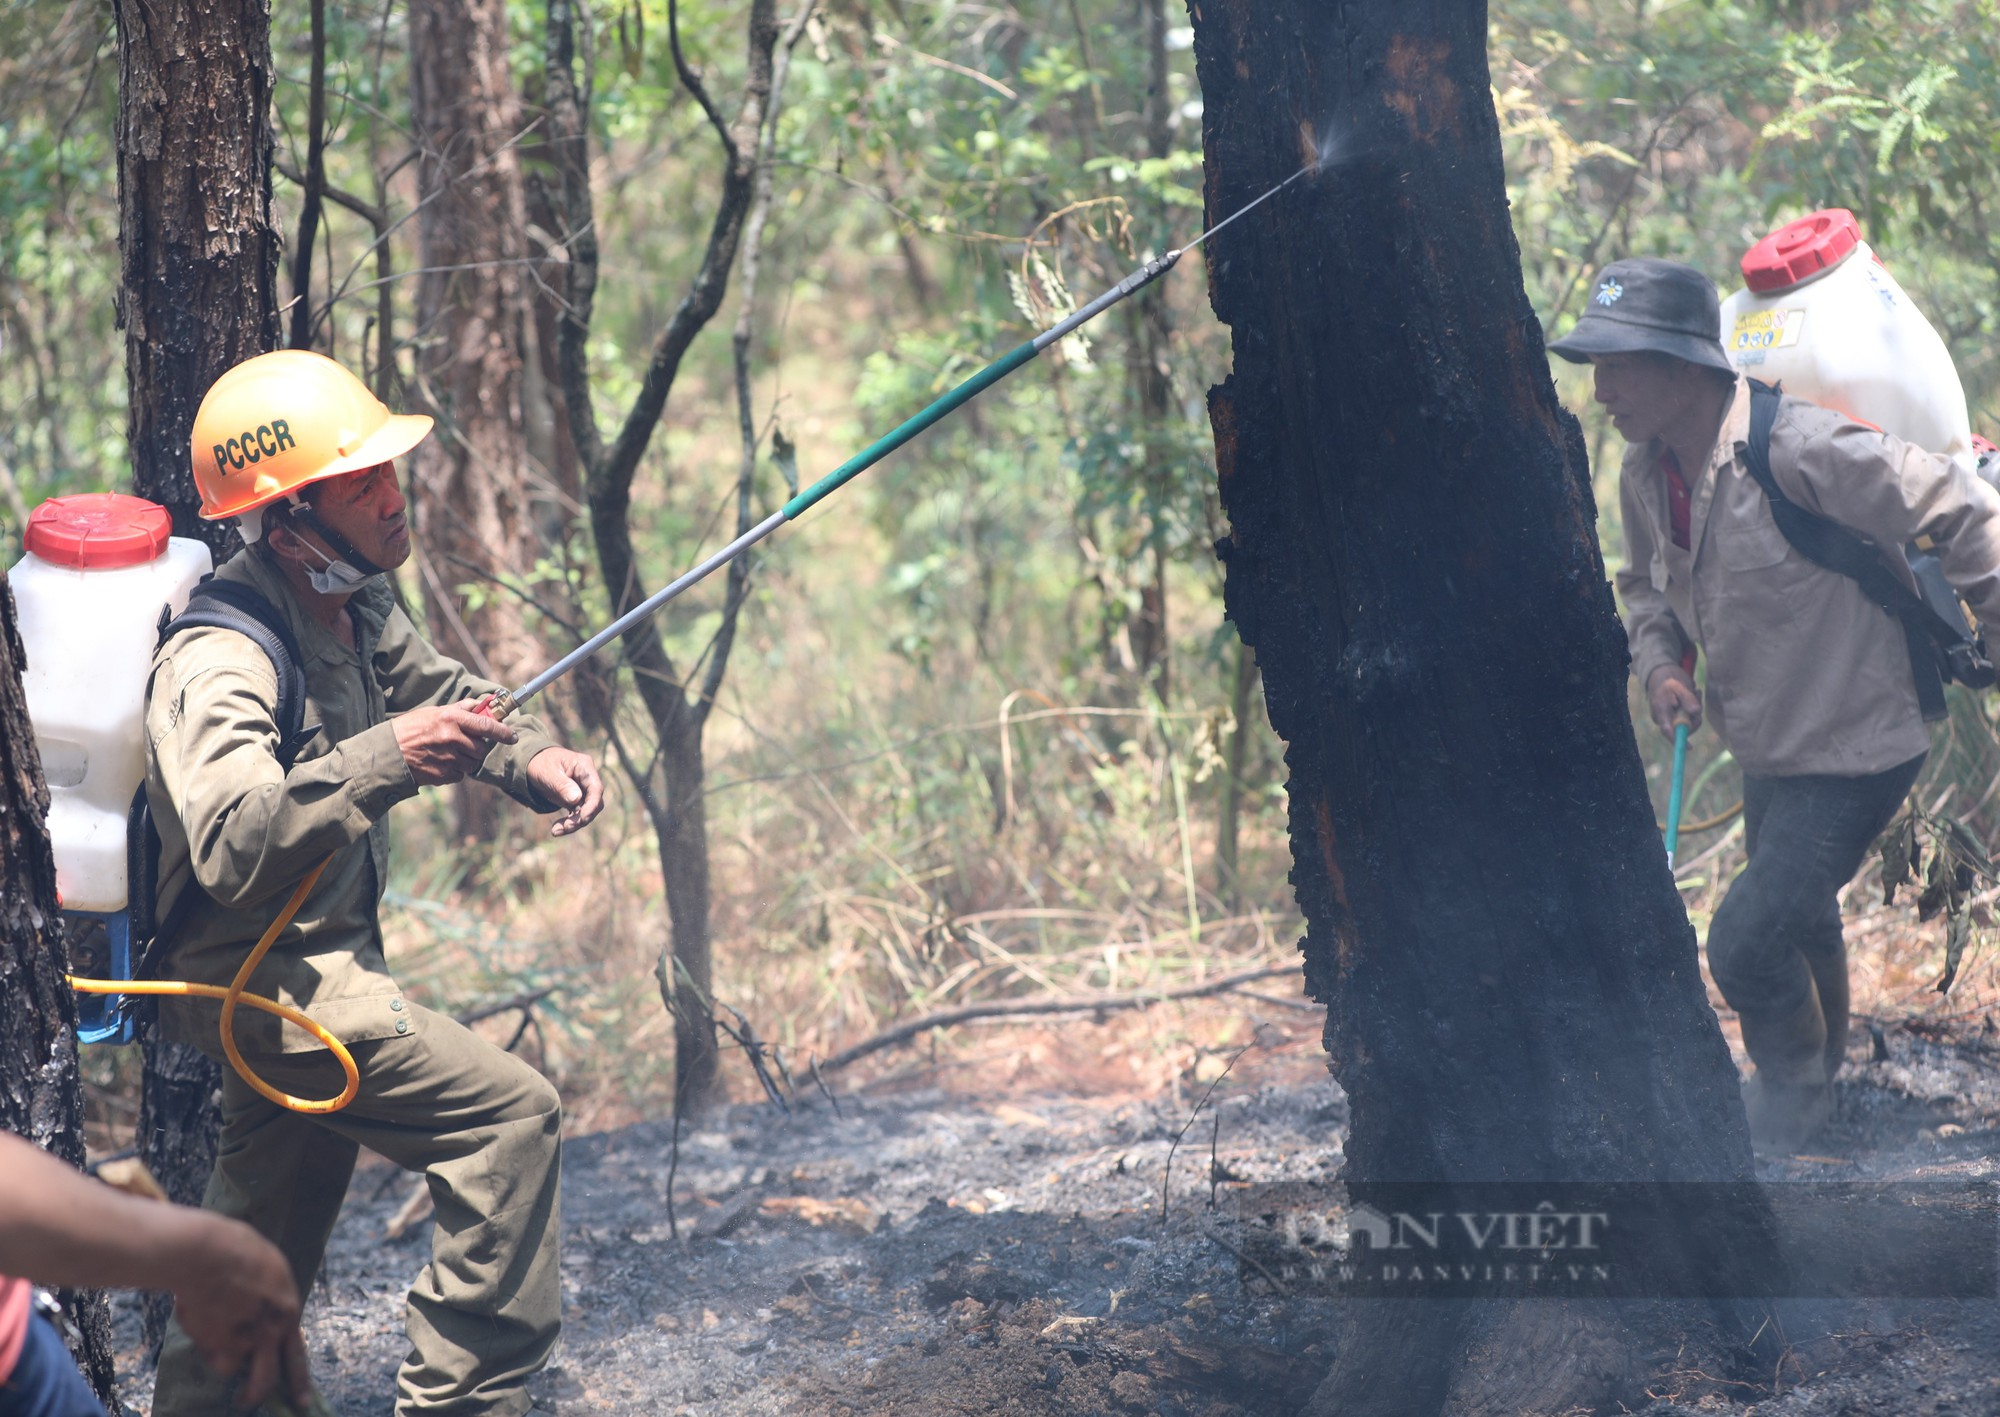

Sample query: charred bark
[114,0,279,1322]
[0,582,120,1401]
[1188,3,1771,1412]
[408,0,548,843]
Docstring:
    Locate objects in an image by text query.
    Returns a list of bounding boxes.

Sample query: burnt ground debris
[105,1016,1999,1416]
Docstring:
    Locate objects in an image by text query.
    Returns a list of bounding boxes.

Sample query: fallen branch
[817,964,1300,1074]
[1227,986,1320,1013]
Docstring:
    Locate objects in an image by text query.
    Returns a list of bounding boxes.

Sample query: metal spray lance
[68,163,1320,1119]
[480,163,1319,720]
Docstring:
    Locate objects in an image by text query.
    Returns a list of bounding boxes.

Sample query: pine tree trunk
[114,0,281,1333]
[1215,642,1259,907]
[0,581,121,1403]
[133,1015,219,1353]
[1188,3,1768,1410]
[115,0,280,558]
[408,0,545,844]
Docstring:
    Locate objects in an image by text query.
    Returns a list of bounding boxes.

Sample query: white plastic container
[8,495,211,911]
[1720,208,1975,472]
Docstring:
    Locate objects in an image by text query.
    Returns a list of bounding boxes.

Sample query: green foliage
[0,2,121,537]
[1495,0,1999,442]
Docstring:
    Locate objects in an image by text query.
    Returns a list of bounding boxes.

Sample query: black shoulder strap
[132,578,317,982]
[1739,380,1949,721]
[162,579,315,766]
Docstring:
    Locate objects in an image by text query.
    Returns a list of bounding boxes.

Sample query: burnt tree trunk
[0,582,120,1402]
[408,0,547,844]
[114,0,280,1350]
[1189,4,1766,1412]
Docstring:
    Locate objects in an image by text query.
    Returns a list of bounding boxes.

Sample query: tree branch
[816,965,1302,1074]
[549,0,779,742]
[668,0,735,162]
[288,0,328,350]
[277,157,396,389]
[278,162,385,229]
[701,1,817,726]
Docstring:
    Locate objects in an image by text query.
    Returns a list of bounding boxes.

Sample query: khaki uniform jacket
[144,549,557,1053]
[1616,376,2000,779]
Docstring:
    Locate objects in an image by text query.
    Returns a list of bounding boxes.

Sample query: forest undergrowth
[76,666,2000,1152]
[80,555,1309,1143]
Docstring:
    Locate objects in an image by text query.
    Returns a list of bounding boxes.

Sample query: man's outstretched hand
[1646,664,1703,740]
[527,747,604,836]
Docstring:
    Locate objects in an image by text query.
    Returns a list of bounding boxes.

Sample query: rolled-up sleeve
[148,628,416,909]
[1615,462,1691,690]
[1773,410,2000,628]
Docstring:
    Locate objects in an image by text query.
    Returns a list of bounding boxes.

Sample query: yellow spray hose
[67,856,358,1115]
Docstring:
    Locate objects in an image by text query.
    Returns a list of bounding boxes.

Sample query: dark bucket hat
[1547,257,1735,374]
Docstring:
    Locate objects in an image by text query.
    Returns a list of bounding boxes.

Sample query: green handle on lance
[1665,721,1690,870]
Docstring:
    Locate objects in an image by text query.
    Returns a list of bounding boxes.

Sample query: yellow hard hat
[189,350,433,520]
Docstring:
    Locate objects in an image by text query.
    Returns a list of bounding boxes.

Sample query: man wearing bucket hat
[145,350,603,1415]
[1551,258,2000,1154]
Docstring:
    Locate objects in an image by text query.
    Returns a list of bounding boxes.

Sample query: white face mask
[298,537,378,595]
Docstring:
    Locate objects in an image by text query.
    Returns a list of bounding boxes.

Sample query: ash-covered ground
[110,1013,1999,1416]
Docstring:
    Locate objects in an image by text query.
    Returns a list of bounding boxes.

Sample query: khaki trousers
[151,1005,562,1417]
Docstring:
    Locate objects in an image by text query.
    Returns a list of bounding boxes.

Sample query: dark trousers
[1706,752,1923,1087]
[0,1314,107,1417]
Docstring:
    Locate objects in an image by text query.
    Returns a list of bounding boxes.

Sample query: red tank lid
[1741,209,1862,293]
[24,494,173,569]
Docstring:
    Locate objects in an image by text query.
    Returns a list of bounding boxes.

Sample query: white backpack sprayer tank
[1719,208,1977,473]
[1721,208,1997,686]
[7,494,211,1043]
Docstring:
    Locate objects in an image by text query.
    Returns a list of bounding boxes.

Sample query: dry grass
[77,622,2000,1152]
[371,664,1309,1133]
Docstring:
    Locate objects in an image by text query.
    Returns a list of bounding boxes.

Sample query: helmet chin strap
[285,501,390,580]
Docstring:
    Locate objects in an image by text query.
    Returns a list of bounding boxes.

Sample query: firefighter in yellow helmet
[147,350,601,1416]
